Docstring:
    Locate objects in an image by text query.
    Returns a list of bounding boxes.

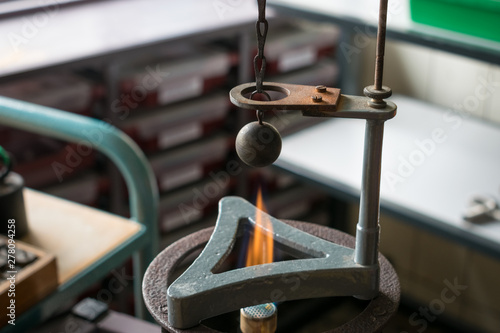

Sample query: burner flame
[245,187,274,267]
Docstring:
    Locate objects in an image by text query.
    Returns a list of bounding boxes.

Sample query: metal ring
[0,146,12,183]
[363,85,392,100]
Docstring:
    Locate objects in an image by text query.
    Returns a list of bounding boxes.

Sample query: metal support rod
[355,0,390,269]
[355,119,385,266]
[374,0,388,90]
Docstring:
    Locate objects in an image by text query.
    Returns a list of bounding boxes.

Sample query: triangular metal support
[167,197,379,329]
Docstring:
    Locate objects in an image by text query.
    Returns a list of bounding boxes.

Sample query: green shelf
[410,0,500,42]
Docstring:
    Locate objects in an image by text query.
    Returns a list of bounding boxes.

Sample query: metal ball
[236,121,282,168]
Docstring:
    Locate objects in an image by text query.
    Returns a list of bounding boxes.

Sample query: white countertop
[276,95,500,254]
[0,0,258,77]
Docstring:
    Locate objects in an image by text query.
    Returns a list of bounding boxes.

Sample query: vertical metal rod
[133,251,146,319]
[374,0,389,90]
[355,119,385,266]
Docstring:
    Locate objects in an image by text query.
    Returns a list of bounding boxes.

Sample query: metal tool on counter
[463,194,500,223]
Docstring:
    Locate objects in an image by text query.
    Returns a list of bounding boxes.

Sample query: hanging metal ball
[236,121,282,168]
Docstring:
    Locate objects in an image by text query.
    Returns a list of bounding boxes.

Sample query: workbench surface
[0,189,147,333]
[276,95,500,257]
[22,189,142,284]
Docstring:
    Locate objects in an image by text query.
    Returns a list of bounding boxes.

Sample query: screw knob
[236,121,282,168]
[363,85,392,100]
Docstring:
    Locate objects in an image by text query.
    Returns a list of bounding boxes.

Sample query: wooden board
[21,189,141,284]
[0,237,57,328]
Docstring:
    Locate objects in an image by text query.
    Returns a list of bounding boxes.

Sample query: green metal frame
[0,96,159,332]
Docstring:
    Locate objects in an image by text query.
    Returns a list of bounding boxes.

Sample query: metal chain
[254,0,268,94]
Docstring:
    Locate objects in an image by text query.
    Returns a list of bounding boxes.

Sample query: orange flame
[245,187,274,267]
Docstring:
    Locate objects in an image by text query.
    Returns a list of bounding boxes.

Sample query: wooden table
[1,189,145,333]
[22,189,142,284]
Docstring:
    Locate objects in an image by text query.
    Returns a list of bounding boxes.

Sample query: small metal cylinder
[240,303,277,333]
[0,172,29,238]
[355,120,385,267]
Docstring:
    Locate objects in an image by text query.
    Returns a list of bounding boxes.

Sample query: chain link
[254,0,268,94]
[256,110,264,125]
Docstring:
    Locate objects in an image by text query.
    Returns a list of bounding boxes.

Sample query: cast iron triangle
[167,196,378,329]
